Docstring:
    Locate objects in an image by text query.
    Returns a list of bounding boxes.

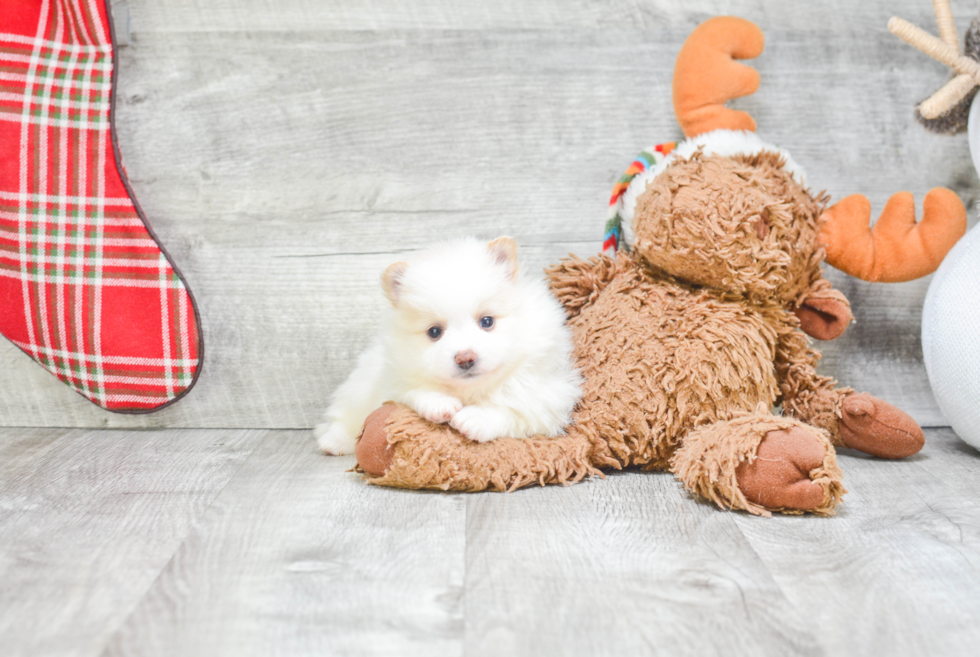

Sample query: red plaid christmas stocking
[0,0,202,412]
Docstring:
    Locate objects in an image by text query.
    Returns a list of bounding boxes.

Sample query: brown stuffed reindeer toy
[348,16,967,516]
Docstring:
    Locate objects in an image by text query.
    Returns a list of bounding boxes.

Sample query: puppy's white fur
[315,237,582,455]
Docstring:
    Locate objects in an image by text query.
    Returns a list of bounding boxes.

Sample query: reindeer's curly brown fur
[633,151,829,307]
[362,151,856,516]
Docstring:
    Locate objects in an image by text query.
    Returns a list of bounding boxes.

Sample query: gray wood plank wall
[0,0,974,429]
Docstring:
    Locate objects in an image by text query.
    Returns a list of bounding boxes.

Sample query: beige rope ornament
[933,0,960,48]
[889,0,980,120]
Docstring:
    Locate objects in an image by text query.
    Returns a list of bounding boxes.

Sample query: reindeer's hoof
[355,404,398,476]
[838,393,925,459]
[736,426,828,511]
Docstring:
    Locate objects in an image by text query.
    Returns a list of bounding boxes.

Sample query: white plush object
[920,95,980,450]
[922,225,980,449]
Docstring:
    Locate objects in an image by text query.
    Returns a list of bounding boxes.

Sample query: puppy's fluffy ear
[381,261,409,306]
[488,236,519,279]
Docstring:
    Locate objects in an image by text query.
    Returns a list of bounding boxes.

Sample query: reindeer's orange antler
[819,189,967,282]
[673,16,765,138]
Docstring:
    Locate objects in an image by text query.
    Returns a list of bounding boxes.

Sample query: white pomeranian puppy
[315,236,582,455]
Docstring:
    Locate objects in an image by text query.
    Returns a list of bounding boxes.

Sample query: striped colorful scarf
[602,142,675,255]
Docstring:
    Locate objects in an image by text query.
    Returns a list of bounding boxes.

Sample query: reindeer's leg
[775,327,850,438]
[776,328,924,459]
[354,404,601,492]
[670,411,845,517]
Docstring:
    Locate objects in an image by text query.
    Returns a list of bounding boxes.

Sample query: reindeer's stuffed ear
[794,296,853,341]
[791,279,853,341]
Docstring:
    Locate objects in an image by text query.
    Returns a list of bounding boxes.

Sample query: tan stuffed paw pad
[736,427,828,511]
[355,404,398,477]
[838,393,925,459]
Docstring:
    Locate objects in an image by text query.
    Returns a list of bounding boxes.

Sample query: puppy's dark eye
[427,326,443,340]
[479,316,494,330]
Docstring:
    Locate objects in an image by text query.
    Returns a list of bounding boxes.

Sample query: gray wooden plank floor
[0,0,975,428]
[2,426,979,656]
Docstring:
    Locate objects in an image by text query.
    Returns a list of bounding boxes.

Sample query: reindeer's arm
[545,253,619,319]
[774,323,926,458]
[774,324,853,445]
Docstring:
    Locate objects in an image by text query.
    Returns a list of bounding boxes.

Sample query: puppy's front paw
[315,422,357,455]
[450,406,509,443]
[413,392,463,424]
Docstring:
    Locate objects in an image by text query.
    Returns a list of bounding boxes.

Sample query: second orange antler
[819,189,967,283]
[672,16,765,138]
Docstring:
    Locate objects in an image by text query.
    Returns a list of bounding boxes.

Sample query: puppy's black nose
[455,350,477,370]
